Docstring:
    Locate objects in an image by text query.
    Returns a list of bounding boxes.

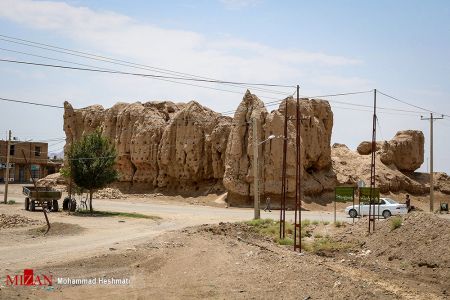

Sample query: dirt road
[3,185,447,299]
[0,185,348,273]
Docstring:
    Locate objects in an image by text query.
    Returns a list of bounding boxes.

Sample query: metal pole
[3,130,11,204]
[369,89,377,233]
[421,113,443,212]
[253,117,260,219]
[294,84,301,252]
[279,97,288,239]
[430,113,434,213]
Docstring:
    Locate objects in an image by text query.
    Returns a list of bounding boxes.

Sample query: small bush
[306,236,352,253]
[322,221,330,225]
[312,220,319,225]
[301,219,311,227]
[334,221,344,228]
[390,217,402,230]
[246,218,274,227]
[301,229,312,238]
[314,233,323,239]
[276,237,294,246]
[7,200,16,205]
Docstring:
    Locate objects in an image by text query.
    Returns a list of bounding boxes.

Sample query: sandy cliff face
[63,92,450,205]
[64,100,231,191]
[223,92,334,205]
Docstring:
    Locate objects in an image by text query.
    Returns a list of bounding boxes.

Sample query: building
[0,140,62,183]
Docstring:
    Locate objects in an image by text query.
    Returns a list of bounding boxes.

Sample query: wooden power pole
[3,130,11,204]
[421,113,444,212]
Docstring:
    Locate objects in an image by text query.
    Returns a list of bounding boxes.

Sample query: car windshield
[383,198,397,204]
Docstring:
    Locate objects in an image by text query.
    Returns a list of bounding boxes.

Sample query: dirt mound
[37,172,67,191]
[337,212,450,275]
[94,187,127,199]
[0,213,42,228]
[363,213,449,268]
[193,222,264,241]
[28,222,85,236]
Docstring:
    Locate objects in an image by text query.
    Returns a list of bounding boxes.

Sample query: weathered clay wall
[64,91,447,205]
[64,100,231,191]
[223,91,335,206]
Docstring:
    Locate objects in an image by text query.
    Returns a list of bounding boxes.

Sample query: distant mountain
[49,150,64,160]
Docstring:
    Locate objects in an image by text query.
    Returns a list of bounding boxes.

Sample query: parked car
[344,197,408,219]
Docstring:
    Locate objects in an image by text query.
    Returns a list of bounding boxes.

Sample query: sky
[0,0,449,173]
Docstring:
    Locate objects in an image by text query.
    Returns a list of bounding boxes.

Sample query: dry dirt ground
[0,211,449,299]
[0,184,449,299]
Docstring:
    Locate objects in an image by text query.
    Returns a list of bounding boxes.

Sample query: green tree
[67,130,118,213]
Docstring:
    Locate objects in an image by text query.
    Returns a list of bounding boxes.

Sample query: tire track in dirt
[324,260,442,300]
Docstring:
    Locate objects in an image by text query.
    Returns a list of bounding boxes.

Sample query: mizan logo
[5,269,52,286]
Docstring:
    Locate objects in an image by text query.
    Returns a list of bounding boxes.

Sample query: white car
[344,197,408,219]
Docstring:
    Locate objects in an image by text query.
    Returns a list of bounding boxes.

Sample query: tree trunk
[89,189,93,214]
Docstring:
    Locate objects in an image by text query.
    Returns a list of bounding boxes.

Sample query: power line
[378,90,450,116]
[330,104,421,117]
[0,96,64,109]
[376,116,385,141]
[0,58,296,87]
[0,34,293,94]
[0,47,293,99]
[327,99,423,115]
[0,88,426,122]
[0,52,293,88]
[304,90,373,98]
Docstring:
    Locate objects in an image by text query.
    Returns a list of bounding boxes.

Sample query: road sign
[359,187,380,202]
[335,186,355,202]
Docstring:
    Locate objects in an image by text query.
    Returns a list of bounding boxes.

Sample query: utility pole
[3,130,11,204]
[421,113,444,212]
[294,84,302,252]
[279,98,288,239]
[368,89,377,233]
[253,117,260,219]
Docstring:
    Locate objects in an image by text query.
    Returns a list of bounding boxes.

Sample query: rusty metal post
[368,89,377,233]
[252,117,260,219]
[279,97,288,239]
[294,85,302,252]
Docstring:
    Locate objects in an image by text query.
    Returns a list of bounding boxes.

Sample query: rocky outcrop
[63,92,450,204]
[357,141,382,155]
[223,92,334,205]
[64,100,231,191]
[379,130,424,172]
[223,91,267,205]
[356,131,424,172]
[332,143,428,195]
[157,101,230,189]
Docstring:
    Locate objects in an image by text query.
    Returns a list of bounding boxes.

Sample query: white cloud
[220,0,261,10]
[0,0,363,82]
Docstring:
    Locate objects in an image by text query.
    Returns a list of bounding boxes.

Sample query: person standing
[264,197,271,212]
[405,194,411,212]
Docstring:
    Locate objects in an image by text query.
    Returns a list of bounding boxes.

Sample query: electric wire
[378,90,449,117]
[0,48,291,99]
[0,35,293,94]
[0,58,294,87]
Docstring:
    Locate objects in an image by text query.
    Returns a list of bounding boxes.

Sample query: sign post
[334,187,355,223]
